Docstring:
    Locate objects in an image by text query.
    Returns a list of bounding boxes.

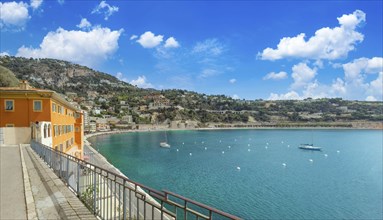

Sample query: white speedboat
[299,144,321,151]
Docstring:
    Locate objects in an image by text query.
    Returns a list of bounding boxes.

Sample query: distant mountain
[0,56,381,127]
[0,56,139,95]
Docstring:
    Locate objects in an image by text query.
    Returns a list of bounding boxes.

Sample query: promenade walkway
[0,144,96,220]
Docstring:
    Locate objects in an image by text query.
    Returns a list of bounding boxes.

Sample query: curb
[20,144,38,220]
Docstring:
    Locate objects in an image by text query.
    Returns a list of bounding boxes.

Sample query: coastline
[84,134,164,211]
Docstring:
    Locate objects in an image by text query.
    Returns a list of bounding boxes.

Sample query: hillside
[0,56,382,128]
[0,65,19,87]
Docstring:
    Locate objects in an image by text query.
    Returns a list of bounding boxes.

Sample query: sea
[88,129,383,219]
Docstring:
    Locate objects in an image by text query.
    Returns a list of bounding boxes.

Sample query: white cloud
[229,78,236,84]
[259,10,365,61]
[269,91,302,100]
[0,1,30,30]
[0,52,10,57]
[130,35,138,40]
[17,27,123,67]
[77,18,91,29]
[116,72,128,82]
[269,57,383,101]
[164,37,180,48]
[199,69,219,78]
[136,31,163,48]
[232,94,240,99]
[365,96,377,101]
[92,0,119,20]
[291,63,317,88]
[263,71,288,80]
[343,57,383,80]
[130,75,153,88]
[30,0,42,10]
[192,38,225,56]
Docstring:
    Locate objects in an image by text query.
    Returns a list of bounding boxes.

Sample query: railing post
[66,156,70,184]
[77,162,80,196]
[93,168,97,214]
[59,153,62,178]
[123,179,126,220]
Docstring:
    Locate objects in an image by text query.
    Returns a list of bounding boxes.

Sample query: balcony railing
[30,140,241,220]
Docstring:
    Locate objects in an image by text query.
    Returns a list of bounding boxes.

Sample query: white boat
[299,130,321,151]
[160,131,170,148]
[160,142,170,148]
[299,144,321,151]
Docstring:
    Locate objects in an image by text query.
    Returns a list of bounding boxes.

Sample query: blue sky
[1,0,382,101]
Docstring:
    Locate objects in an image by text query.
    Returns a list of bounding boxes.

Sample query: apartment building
[0,81,84,158]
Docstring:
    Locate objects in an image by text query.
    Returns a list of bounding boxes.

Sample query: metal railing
[30,141,241,220]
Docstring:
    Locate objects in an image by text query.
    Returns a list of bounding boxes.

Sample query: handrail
[30,140,241,220]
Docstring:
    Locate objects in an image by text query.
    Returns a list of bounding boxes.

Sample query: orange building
[0,81,84,158]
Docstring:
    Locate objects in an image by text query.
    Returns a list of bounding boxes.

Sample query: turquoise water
[88,129,383,219]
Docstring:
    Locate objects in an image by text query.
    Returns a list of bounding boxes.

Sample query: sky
[1,0,382,101]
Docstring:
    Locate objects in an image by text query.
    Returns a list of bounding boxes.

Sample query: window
[58,106,62,114]
[44,124,47,138]
[48,124,51,137]
[64,125,67,134]
[5,100,14,111]
[52,103,56,112]
[71,137,74,145]
[75,127,80,132]
[60,125,63,135]
[33,100,42,112]
[5,124,14,127]
[54,125,57,137]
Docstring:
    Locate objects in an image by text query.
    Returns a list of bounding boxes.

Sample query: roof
[0,81,80,112]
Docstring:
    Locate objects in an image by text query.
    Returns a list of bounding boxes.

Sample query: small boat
[299,144,321,151]
[160,131,170,148]
[299,130,322,151]
[160,142,170,148]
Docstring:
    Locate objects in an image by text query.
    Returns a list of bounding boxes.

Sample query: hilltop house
[0,81,84,158]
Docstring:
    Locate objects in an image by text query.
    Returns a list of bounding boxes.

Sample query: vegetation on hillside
[1,56,382,125]
[0,65,19,87]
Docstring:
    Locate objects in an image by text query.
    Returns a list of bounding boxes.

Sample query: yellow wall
[1,90,83,157]
[0,96,51,127]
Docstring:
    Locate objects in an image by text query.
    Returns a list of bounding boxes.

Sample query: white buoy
[287,145,290,148]
[266,142,269,145]
[309,159,313,163]
[222,151,225,154]
[228,146,231,149]
[324,154,328,157]
[265,146,268,149]
[202,141,204,144]
[204,147,207,150]
[282,163,286,167]
[281,141,284,144]
[337,150,340,153]
[248,149,251,152]
[248,144,250,147]
[219,140,222,143]
[176,149,179,152]
[189,153,192,156]
[182,142,184,145]
[237,166,241,170]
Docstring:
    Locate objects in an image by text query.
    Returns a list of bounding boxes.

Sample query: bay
[88,129,383,219]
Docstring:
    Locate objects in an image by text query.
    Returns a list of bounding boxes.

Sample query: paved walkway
[0,144,97,220]
[0,145,27,220]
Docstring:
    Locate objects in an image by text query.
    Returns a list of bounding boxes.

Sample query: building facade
[0,81,84,158]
